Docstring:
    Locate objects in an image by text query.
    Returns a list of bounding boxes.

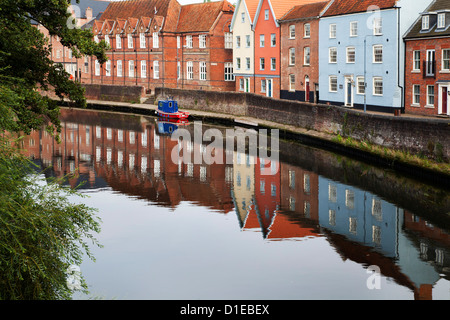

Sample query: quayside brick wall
[154,87,450,161]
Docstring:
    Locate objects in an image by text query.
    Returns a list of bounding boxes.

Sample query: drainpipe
[397,6,404,113]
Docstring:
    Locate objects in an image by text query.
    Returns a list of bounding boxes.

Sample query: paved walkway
[85,98,450,122]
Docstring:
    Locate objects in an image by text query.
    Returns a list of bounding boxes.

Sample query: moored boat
[157,99,189,120]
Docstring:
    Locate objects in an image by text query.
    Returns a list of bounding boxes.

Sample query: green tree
[0,0,105,300]
[0,135,102,300]
[0,0,108,136]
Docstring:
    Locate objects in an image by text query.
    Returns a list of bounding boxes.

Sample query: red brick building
[404,0,450,116]
[89,0,235,94]
[279,1,328,103]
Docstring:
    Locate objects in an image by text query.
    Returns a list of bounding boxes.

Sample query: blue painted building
[318,176,399,258]
[318,0,432,113]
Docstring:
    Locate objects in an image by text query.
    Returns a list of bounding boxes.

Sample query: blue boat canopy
[158,100,179,113]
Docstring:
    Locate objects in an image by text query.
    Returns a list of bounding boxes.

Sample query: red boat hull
[157,110,189,120]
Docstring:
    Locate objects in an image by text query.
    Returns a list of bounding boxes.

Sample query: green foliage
[0,0,108,136]
[0,136,102,300]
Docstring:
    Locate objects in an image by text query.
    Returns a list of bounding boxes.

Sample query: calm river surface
[24,107,450,300]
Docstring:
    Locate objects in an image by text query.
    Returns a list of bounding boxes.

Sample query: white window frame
[304,23,310,38]
[239,78,244,91]
[141,60,147,78]
[95,60,100,76]
[329,47,337,63]
[186,61,193,80]
[373,45,383,63]
[236,36,241,48]
[350,21,358,37]
[260,57,265,70]
[199,34,206,49]
[153,60,159,79]
[427,85,435,106]
[357,76,365,95]
[140,33,146,48]
[413,50,421,71]
[200,61,207,81]
[128,60,134,78]
[117,60,123,77]
[413,84,420,105]
[246,57,251,70]
[289,47,295,65]
[346,47,356,63]
[373,77,383,96]
[261,79,266,93]
[265,9,269,20]
[329,24,337,38]
[422,15,430,30]
[177,61,181,80]
[225,32,232,49]
[271,57,276,70]
[373,18,382,35]
[128,34,133,49]
[105,60,111,77]
[177,36,181,48]
[104,35,110,47]
[289,25,295,39]
[271,33,276,47]
[246,35,251,47]
[442,49,450,71]
[259,34,265,47]
[304,47,310,66]
[329,76,338,92]
[116,34,122,49]
[153,32,159,48]
[224,62,234,81]
[241,12,245,23]
[236,57,241,70]
[186,35,193,48]
[438,13,446,29]
[289,74,295,92]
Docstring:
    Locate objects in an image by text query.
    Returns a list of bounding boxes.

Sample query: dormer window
[438,13,446,29]
[422,15,430,30]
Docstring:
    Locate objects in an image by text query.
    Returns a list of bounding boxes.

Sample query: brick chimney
[85,7,93,20]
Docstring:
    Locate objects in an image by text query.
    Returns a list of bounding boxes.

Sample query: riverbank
[70,96,450,189]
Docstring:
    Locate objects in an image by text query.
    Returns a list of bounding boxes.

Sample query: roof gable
[176,1,234,33]
[253,0,320,28]
[404,0,450,39]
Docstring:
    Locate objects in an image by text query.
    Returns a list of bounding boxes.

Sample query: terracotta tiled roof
[113,18,127,34]
[176,1,234,33]
[267,0,322,20]
[322,0,397,17]
[404,0,450,39]
[100,0,176,20]
[279,1,329,21]
[246,0,260,22]
[139,16,152,30]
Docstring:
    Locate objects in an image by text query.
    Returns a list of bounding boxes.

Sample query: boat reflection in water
[20,107,450,300]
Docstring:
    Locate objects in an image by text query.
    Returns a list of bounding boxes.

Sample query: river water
[23,107,450,300]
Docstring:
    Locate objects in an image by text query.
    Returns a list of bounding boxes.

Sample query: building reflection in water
[19,107,450,300]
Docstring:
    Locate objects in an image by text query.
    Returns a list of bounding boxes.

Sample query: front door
[345,77,353,107]
[267,79,273,98]
[305,76,310,102]
[442,87,448,114]
[245,78,250,93]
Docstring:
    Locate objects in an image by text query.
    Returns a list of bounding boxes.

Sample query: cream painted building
[230,0,260,93]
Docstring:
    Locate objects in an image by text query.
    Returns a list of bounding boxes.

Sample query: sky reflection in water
[22,108,450,300]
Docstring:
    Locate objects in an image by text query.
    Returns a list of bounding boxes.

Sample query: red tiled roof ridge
[279,1,330,21]
[322,0,398,17]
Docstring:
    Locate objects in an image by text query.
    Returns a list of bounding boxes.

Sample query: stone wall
[82,84,144,103]
[154,87,450,161]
